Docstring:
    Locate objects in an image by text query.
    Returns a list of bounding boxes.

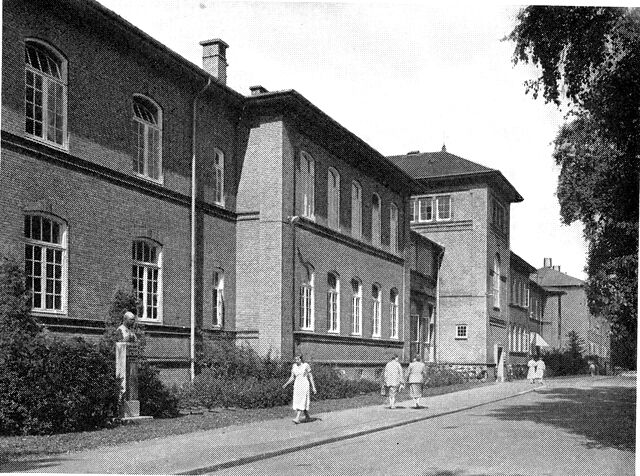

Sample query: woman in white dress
[283,354,317,424]
[526,357,537,384]
[535,357,546,384]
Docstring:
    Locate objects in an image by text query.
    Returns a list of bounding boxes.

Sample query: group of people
[381,354,428,409]
[526,356,546,384]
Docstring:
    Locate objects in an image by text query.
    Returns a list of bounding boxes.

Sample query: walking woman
[526,356,537,384]
[406,355,427,408]
[283,354,317,424]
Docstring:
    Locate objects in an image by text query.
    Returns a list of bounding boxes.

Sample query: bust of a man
[116,311,138,343]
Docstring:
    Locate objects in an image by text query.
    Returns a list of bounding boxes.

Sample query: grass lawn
[0,379,491,466]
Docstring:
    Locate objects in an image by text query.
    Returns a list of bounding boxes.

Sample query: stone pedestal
[116,342,140,418]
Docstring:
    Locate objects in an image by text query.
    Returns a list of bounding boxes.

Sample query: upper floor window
[24,214,67,313]
[390,288,399,338]
[299,265,315,330]
[409,199,417,223]
[327,272,340,333]
[456,324,468,339]
[419,197,433,221]
[299,151,315,219]
[372,284,381,338]
[389,203,398,253]
[133,96,162,182]
[132,239,162,321]
[415,195,451,222]
[436,195,451,220]
[327,168,340,230]
[25,41,67,147]
[212,269,224,327]
[493,254,501,309]
[351,279,362,335]
[371,194,381,247]
[351,181,362,239]
[492,199,506,233]
[213,148,224,205]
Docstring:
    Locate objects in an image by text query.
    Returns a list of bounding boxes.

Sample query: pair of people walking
[382,354,427,409]
[526,356,546,384]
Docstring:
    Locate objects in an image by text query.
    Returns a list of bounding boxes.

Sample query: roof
[533,267,585,287]
[387,149,523,203]
[510,251,537,274]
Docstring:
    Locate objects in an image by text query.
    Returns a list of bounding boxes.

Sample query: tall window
[24,215,66,312]
[213,148,224,205]
[409,199,417,223]
[389,203,398,253]
[132,240,162,321]
[436,195,451,220]
[212,269,224,327]
[299,151,315,218]
[493,254,501,309]
[327,273,340,333]
[25,41,67,147]
[351,279,362,335]
[390,288,399,338]
[371,194,381,247]
[419,197,433,221]
[133,96,162,181]
[300,266,314,330]
[351,181,362,239]
[492,199,506,233]
[372,284,381,337]
[327,168,340,229]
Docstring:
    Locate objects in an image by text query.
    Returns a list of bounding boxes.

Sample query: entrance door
[496,345,504,382]
[410,314,427,361]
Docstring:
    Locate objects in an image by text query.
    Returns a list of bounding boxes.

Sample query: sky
[98,0,589,279]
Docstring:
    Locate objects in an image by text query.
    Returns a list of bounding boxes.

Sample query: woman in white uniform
[283,354,317,423]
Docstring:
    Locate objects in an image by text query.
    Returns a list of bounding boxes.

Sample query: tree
[507,7,639,368]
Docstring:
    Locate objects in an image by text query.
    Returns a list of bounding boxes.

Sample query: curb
[181,385,541,475]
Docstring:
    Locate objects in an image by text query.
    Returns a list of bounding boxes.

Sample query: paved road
[216,376,635,476]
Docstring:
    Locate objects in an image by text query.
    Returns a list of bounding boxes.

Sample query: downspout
[435,248,445,363]
[401,195,407,362]
[190,77,212,382]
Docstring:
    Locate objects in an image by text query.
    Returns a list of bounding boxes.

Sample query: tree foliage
[508,7,639,366]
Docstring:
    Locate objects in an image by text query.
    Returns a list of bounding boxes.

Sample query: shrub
[423,365,467,387]
[542,331,588,377]
[138,363,180,418]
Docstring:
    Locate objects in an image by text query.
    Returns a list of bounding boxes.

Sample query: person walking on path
[535,356,546,384]
[382,354,405,409]
[589,360,596,377]
[406,355,427,408]
[526,357,537,384]
[283,354,316,424]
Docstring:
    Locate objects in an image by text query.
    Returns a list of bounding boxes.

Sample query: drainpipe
[434,248,445,363]
[190,77,212,383]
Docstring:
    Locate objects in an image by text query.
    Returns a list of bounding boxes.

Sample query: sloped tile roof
[387,150,495,178]
[534,267,585,287]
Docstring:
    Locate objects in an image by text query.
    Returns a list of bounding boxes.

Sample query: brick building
[1,0,442,383]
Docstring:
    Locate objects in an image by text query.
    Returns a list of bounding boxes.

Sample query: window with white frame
[299,266,314,330]
[351,181,362,239]
[351,279,362,335]
[389,203,398,253]
[132,240,162,321]
[299,152,315,219]
[372,284,381,338]
[509,325,513,351]
[409,199,417,223]
[456,324,468,339]
[327,167,340,229]
[436,195,451,220]
[133,96,162,181]
[212,269,224,327]
[25,41,67,147]
[213,148,224,205]
[525,285,530,308]
[327,272,340,333]
[390,288,399,338]
[371,194,381,247]
[24,214,67,312]
[419,197,433,221]
[493,254,501,309]
[510,278,516,304]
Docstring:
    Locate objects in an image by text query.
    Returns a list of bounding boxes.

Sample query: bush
[423,365,468,387]
[542,331,589,377]
[138,363,180,418]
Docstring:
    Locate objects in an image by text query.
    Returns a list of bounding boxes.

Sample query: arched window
[299,151,315,219]
[25,41,67,147]
[212,269,224,327]
[327,167,340,229]
[300,264,315,330]
[133,95,162,181]
[389,202,398,253]
[351,181,362,239]
[493,254,501,309]
[327,272,340,333]
[372,284,381,337]
[132,239,162,321]
[351,278,362,335]
[390,288,399,338]
[24,214,67,312]
[371,193,381,247]
[213,148,224,205]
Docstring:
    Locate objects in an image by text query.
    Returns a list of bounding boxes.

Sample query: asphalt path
[215,376,635,476]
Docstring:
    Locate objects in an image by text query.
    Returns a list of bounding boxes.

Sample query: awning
[530,332,550,347]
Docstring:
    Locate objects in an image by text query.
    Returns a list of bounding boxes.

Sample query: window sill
[138,319,163,325]
[455,337,468,340]
[134,172,164,186]
[24,133,68,153]
[327,329,340,334]
[31,310,68,317]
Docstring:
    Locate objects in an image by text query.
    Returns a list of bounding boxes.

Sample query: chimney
[199,39,229,84]
[553,265,561,272]
[249,85,268,96]
[543,258,552,268]
[407,150,420,155]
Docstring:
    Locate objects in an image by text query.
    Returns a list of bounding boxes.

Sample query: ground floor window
[132,239,161,321]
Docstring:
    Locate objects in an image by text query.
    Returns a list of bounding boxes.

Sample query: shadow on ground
[0,455,68,472]
[488,384,636,451]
